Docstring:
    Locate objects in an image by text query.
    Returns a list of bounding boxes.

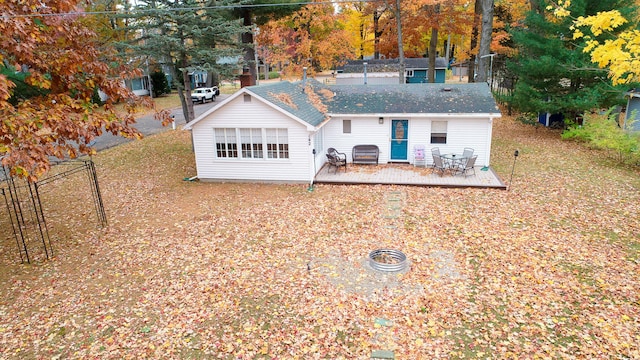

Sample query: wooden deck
[314,163,507,189]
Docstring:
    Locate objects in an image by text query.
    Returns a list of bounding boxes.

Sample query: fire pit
[368,249,408,273]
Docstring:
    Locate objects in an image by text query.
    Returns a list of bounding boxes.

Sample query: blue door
[390,120,408,161]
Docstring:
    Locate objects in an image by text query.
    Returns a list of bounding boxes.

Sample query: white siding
[335,73,399,85]
[320,116,493,167]
[190,95,313,182]
[422,118,492,167]
[323,117,390,163]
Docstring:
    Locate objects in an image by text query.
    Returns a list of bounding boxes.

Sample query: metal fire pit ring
[368,249,408,273]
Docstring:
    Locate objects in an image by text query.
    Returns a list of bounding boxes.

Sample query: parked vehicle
[191,87,216,103]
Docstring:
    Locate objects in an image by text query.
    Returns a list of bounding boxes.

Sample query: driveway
[92,94,228,151]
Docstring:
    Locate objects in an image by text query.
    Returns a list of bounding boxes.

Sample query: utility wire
[3,0,377,18]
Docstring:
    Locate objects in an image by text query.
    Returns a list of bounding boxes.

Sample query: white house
[336,58,449,85]
[183,80,501,183]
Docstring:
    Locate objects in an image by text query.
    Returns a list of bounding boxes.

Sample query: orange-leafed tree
[0,0,169,181]
[256,1,355,77]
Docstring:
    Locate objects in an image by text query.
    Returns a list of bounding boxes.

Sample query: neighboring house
[336,58,448,85]
[190,70,209,89]
[183,80,501,183]
[625,88,640,131]
[125,75,151,96]
[98,76,150,102]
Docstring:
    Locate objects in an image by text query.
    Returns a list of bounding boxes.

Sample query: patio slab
[314,163,507,189]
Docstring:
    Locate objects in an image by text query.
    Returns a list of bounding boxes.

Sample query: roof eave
[326,112,502,118]
[184,87,317,131]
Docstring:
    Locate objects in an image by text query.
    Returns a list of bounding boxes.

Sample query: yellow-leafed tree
[552,0,640,85]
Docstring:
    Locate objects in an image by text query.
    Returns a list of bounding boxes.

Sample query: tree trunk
[374,9,383,60]
[395,0,405,84]
[241,8,257,84]
[428,28,438,83]
[428,4,440,83]
[181,54,195,122]
[529,0,543,14]
[359,21,365,59]
[468,0,482,82]
[476,0,494,83]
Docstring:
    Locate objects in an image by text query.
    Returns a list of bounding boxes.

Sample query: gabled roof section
[183,80,330,130]
[325,83,500,115]
[246,80,330,127]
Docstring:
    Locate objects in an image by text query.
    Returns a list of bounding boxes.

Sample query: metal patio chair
[431,154,448,176]
[454,155,477,177]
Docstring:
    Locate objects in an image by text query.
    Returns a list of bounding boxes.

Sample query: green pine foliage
[505,0,636,120]
[1,64,49,105]
[150,71,170,97]
[117,0,248,120]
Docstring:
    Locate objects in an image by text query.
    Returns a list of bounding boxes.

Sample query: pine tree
[506,0,635,120]
[123,0,247,121]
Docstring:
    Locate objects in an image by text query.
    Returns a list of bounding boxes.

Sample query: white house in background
[336,58,449,85]
[183,80,501,183]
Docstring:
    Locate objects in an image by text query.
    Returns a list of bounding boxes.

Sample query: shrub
[268,71,280,80]
[150,71,171,97]
[562,110,640,164]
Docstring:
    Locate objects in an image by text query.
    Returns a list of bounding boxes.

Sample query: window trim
[343,119,351,134]
[215,127,289,160]
[430,121,448,144]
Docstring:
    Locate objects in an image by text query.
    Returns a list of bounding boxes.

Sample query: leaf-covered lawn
[0,115,638,359]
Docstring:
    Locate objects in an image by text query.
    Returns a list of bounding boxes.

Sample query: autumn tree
[256,1,355,77]
[401,0,474,82]
[123,0,246,122]
[232,0,304,84]
[506,0,634,119]
[551,0,640,85]
[0,0,170,180]
[341,3,376,59]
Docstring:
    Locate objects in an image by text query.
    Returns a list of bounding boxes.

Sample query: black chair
[326,148,347,173]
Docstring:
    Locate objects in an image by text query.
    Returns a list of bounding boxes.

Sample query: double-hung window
[215,128,238,158]
[431,121,447,144]
[240,128,263,158]
[266,128,289,159]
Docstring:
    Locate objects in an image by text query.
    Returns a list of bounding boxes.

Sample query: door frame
[390,119,409,161]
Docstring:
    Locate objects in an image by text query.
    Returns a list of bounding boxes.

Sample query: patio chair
[326,148,347,173]
[454,155,477,177]
[430,147,445,169]
[462,147,474,159]
[431,154,448,176]
[328,147,347,163]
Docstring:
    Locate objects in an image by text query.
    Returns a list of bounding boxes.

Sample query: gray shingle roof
[243,81,500,127]
[325,83,500,115]
[245,80,327,127]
